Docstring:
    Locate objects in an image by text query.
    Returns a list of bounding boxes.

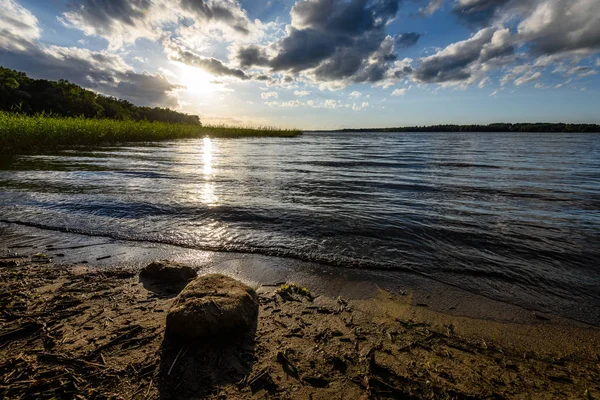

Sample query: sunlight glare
[179,65,216,96]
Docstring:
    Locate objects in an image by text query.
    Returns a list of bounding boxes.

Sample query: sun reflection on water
[203,137,213,177]
[201,137,218,206]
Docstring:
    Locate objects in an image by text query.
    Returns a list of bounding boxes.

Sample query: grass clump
[0,112,302,153]
[277,283,313,301]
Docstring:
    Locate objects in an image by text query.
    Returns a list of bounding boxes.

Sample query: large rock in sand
[166,274,258,339]
[139,260,197,286]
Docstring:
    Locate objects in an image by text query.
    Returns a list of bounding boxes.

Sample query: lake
[1,131,599,324]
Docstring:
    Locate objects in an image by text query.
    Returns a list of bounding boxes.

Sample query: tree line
[0,66,200,125]
[339,123,600,133]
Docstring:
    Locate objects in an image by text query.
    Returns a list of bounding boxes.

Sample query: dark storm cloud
[65,0,151,28]
[452,0,510,28]
[172,47,249,79]
[236,45,270,69]
[414,27,513,83]
[269,28,342,72]
[237,0,405,84]
[313,35,398,82]
[113,72,181,107]
[396,32,421,48]
[290,0,400,36]
[179,0,251,34]
[0,34,180,107]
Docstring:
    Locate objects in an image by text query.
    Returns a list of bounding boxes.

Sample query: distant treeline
[339,123,600,133]
[0,66,200,125]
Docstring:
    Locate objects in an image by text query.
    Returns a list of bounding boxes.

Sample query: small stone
[0,259,19,268]
[139,260,197,285]
[166,274,258,339]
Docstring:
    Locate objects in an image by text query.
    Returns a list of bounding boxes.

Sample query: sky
[0,0,599,129]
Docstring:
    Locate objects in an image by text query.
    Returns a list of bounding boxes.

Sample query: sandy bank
[1,258,599,399]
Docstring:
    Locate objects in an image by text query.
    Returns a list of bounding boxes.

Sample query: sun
[178,64,216,96]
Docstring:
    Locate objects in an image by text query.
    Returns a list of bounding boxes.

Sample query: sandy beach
[1,250,599,399]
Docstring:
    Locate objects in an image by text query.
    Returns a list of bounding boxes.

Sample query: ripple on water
[1,132,599,324]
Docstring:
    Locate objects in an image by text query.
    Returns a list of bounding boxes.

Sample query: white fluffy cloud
[517,0,600,57]
[420,0,444,17]
[0,0,41,50]
[261,91,279,99]
[414,0,600,88]
[60,0,259,51]
[352,102,369,111]
[514,71,541,86]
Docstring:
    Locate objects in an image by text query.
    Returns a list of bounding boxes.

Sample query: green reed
[0,112,301,153]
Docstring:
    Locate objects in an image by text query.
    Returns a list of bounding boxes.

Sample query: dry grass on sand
[1,258,599,399]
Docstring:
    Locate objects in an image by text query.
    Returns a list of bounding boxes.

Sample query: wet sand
[1,253,599,399]
[2,223,600,398]
[1,221,595,327]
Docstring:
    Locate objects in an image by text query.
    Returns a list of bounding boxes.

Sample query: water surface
[1,132,599,324]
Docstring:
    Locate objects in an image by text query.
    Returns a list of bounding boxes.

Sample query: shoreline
[1,221,597,329]
[1,258,599,399]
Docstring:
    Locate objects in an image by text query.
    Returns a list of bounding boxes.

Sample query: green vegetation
[0,112,301,153]
[0,66,300,153]
[277,283,313,301]
[0,66,200,124]
[338,123,600,133]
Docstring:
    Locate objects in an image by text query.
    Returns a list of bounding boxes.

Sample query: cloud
[396,32,422,48]
[500,64,530,86]
[392,88,407,96]
[236,0,406,86]
[0,0,41,50]
[323,99,340,108]
[517,0,600,58]
[60,0,160,50]
[0,1,180,107]
[452,0,511,28]
[565,66,597,78]
[451,0,600,59]
[167,45,249,80]
[60,0,256,50]
[112,71,181,107]
[294,90,311,97]
[513,71,541,86]
[0,44,181,107]
[349,91,362,98]
[478,76,489,88]
[352,101,369,111]
[420,0,444,17]
[265,100,304,107]
[261,91,279,99]
[413,27,514,84]
[236,45,270,68]
[179,0,252,35]
[265,99,341,108]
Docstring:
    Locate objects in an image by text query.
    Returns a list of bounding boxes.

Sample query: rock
[166,274,258,339]
[139,260,197,285]
[0,259,19,268]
